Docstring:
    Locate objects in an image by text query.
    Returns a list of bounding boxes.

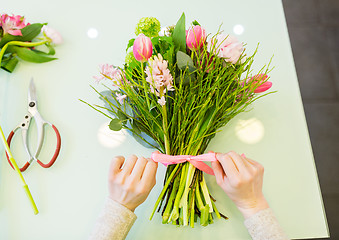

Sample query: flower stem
[179,163,196,226]
[140,61,151,109]
[149,163,180,220]
[0,40,49,66]
[160,88,170,155]
[171,163,188,221]
[162,175,180,223]
[200,175,213,213]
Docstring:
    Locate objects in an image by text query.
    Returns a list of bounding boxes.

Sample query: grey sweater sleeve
[89,198,137,240]
[244,208,289,240]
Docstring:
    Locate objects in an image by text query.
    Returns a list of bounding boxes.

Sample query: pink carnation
[0,14,28,36]
[207,34,243,64]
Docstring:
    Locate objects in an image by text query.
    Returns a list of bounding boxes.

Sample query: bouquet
[85,13,273,227]
[0,13,62,73]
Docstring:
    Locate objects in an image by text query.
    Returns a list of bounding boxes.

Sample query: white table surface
[0,0,329,239]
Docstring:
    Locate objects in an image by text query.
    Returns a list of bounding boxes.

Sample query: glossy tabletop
[0,0,329,239]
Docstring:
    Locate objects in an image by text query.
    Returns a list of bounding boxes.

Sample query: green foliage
[0,23,44,48]
[109,118,123,131]
[0,23,58,73]
[151,36,175,67]
[10,46,57,63]
[176,51,194,70]
[172,13,186,53]
[0,55,18,73]
[126,38,135,52]
[135,17,161,38]
[192,20,200,26]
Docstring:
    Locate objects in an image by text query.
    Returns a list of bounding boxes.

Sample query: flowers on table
[84,14,274,227]
[0,13,61,73]
[0,14,28,36]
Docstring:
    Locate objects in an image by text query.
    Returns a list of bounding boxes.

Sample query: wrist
[108,196,136,212]
[237,197,269,219]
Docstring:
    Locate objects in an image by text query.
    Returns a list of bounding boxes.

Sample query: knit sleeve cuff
[88,198,137,240]
[244,208,289,240]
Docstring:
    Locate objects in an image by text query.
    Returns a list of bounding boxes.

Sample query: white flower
[116,93,127,104]
[42,25,63,45]
[157,96,166,106]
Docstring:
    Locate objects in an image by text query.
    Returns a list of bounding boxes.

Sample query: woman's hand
[211,151,269,219]
[108,155,158,212]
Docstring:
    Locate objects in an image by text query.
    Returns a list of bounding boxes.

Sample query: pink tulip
[133,34,153,62]
[0,14,28,36]
[186,25,206,50]
[254,81,272,93]
[247,74,272,93]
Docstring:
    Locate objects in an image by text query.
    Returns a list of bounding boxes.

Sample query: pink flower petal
[7,29,22,36]
[254,81,272,93]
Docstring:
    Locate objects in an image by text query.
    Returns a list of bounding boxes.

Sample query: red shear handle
[37,124,61,168]
[6,131,31,172]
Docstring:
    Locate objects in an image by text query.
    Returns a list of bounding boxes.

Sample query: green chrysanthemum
[135,17,161,38]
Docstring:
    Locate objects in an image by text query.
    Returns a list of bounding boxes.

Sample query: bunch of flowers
[87,13,273,227]
[0,13,62,73]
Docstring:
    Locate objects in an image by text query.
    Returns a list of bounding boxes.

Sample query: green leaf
[126,38,135,52]
[1,56,19,73]
[172,12,186,52]
[117,110,128,120]
[12,46,57,63]
[132,120,141,134]
[109,119,123,131]
[0,23,44,48]
[32,43,56,56]
[176,51,194,70]
[192,20,200,26]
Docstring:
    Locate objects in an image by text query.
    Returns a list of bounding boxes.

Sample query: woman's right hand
[211,151,269,219]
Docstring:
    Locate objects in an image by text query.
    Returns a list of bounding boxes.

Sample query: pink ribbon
[151,151,217,175]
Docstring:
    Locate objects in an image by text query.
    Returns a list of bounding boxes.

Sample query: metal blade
[28,78,37,103]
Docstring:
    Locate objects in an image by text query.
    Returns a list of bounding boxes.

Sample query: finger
[216,153,239,179]
[246,157,264,173]
[130,156,148,180]
[211,161,226,186]
[228,151,249,173]
[121,155,138,175]
[141,159,158,188]
[109,156,125,175]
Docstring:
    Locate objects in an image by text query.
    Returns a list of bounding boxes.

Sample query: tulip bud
[247,74,272,93]
[186,25,206,50]
[133,34,153,62]
[254,81,272,93]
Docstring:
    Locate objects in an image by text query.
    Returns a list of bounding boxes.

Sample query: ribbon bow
[151,151,217,175]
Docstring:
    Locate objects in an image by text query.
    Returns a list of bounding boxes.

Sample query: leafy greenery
[172,13,186,53]
[0,22,57,73]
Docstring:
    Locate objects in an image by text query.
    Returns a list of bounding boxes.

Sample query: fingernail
[241,153,246,158]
